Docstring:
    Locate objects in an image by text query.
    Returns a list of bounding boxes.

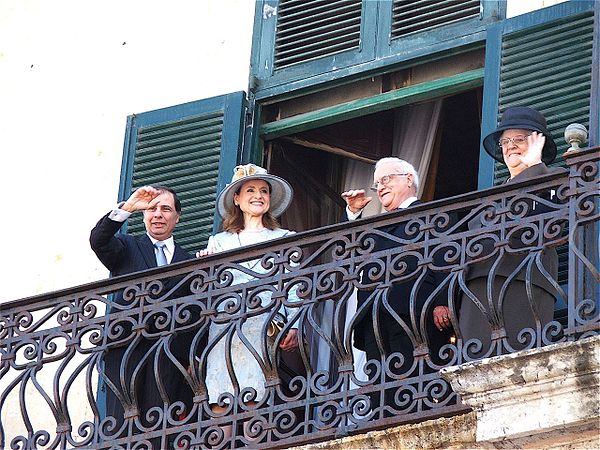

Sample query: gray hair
[374,157,419,190]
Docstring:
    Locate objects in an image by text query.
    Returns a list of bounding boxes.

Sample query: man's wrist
[119,201,135,212]
[346,206,363,221]
[109,203,133,222]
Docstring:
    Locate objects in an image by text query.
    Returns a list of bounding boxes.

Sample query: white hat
[216,164,293,218]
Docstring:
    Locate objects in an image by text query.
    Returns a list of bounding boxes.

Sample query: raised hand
[520,131,545,167]
[341,189,372,214]
[121,186,162,212]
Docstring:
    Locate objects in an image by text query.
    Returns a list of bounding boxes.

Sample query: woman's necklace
[237,227,266,245]
[236,229,266,270]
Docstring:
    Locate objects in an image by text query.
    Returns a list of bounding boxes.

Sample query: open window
[260,50,485,232]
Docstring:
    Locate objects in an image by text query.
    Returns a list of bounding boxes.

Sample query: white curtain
[343,99,443,212]
[391,99,443,198]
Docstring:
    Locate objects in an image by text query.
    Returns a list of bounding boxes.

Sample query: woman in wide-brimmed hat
[459,106,565,359]
[197,164,299,444]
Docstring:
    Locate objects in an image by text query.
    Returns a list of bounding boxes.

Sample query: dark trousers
[360,312,453,415]
[361,315,414,415]
[459,278,555,359]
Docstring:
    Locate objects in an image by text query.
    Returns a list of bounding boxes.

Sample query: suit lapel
[139,235,158,268]
[172,243,190,263]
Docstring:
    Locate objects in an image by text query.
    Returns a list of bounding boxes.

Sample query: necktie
[154,241,168,267]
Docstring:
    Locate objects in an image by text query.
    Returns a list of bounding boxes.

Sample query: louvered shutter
[118,92,246,252]
[378,0,499,60]
[391,0,481,39]
[274,0,363,70]
[480,1,598,289]
[251,1,500,96]
[250,0,377,94]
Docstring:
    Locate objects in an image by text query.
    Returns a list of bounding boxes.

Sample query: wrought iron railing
[1,147,598,450]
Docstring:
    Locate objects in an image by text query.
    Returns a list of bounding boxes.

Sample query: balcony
[1,146,598,450]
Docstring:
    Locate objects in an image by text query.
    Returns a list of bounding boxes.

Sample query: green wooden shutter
[250,0,377,96]
[118,92,246,252]
[379,1,501,60]
[391,0,481,39]
[274,0,363,70]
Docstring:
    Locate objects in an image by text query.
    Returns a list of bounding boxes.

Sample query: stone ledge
[441,336,600,446]
[289,413,478,450]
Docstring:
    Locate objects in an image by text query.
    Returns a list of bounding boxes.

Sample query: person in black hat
[459,106,565,359]
[482,105,558,178]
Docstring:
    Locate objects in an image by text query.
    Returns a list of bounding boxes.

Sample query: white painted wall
[507,0,568,17]
[0,0,255,302]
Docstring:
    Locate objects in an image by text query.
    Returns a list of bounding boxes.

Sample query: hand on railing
[433,305,452,332]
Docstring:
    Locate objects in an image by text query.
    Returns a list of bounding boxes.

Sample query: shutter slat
[278,0,359,23]
[134,152,219,174]
[500,73,592,106]
[393,2,478,26]
[274,0,362,70]
[136,140,222,161]
[391,0,480,39]
[137,127,223,150]
[276,15,361,47]
[500,53,593,89]
[276,27,361,58]
[275,35,361,67]
[502,14,594,53]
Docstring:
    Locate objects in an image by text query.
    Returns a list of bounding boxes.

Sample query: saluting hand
[121,186,162,212]
[341,189,372,214]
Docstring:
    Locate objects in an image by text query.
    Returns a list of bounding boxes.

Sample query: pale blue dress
[203,228,299,403]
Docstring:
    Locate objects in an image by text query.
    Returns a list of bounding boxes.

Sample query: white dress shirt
[108,205,175,264]
[346,196,418,221]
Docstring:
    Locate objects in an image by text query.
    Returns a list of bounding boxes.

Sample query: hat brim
[216,174,293,218]
[483,121,557,165]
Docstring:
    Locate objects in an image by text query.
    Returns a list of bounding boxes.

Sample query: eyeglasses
[370,173,409,191]
[498,134,531,148]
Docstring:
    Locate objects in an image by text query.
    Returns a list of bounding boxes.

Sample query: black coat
[345,201,450,356]
[90,213,192,277]
[90,213,194,428]
[465,163,565,294]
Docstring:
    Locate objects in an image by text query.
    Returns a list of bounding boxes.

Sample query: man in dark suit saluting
[342,158,452,409]
[90,185,194,436]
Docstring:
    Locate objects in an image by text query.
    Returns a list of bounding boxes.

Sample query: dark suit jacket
[465,163,565,294]
[344,200,446,352]
[90,212,194,425]
[90,212,192,277]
